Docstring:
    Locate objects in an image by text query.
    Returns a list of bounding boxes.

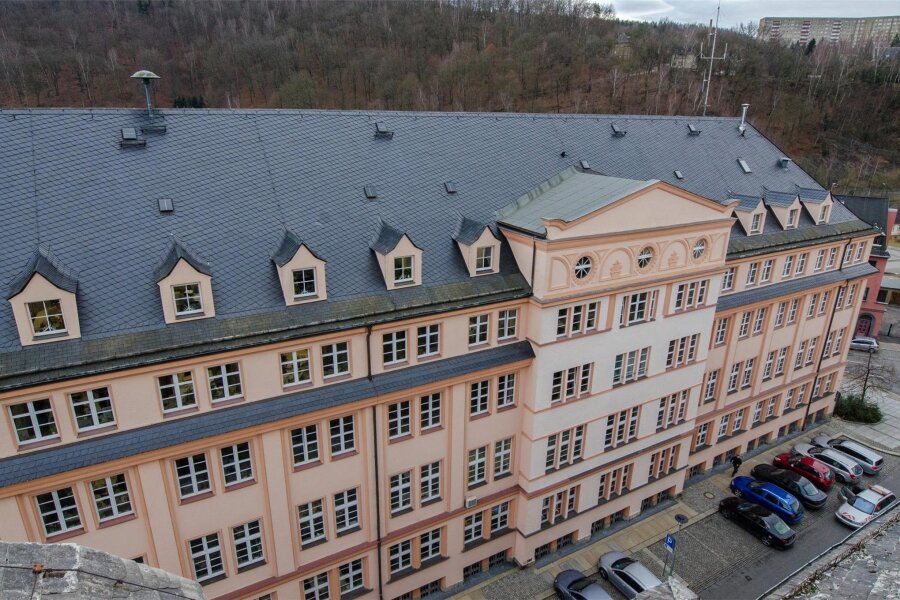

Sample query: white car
[835,484,898,528]
[849,337,879,352]
[793,443,863,483]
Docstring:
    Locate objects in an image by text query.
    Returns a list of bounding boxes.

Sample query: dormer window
[172,284,203,316]
[750,213,762,234]
[818,205,830,224]
[787,208,798,227]
[394,256,414,284]
[27,300,67,336]
[292,268,317,298]
[475,247,494,273]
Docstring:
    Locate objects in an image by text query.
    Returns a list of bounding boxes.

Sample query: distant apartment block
[759,15,900,48]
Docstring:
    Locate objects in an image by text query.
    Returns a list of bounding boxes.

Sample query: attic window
[688,124,701,136]
[158,198,174,213]
[374,121,393,139]
[579,160,591,170]
[611,124,626,137]
[364,185,378,200]
[737,158,752,174]
[674,170,684,180]
[750,213,762,234]
[121,128,137,140]
[444,181,458,194]
[27,300,67,336]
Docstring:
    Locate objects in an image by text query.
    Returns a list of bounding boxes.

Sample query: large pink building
[0,109,877,600]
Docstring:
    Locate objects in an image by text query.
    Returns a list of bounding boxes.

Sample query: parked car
[849,336,879,352]
[750,464,828,509]
[598,552,662,599]
[811,436,884,475]
[553,569,613,600]
[793,443,863,483]
[773,453,836,491]
[730,476,804,523]
[719,497,797,548]
[835,484,898,529]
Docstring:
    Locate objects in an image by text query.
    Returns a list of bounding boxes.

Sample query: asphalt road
[845,342,900,395]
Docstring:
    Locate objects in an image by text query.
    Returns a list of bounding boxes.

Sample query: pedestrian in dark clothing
[730,455,743,477]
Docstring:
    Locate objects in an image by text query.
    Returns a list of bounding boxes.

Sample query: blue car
[730,476,804,523]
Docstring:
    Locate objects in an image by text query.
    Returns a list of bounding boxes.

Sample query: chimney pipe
[130,70,161,120]
[738,103,750,133]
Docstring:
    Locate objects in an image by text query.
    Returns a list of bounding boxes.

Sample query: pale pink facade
[0,179,877,600]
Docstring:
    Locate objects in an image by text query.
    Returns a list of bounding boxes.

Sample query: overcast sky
[611,0,898,28]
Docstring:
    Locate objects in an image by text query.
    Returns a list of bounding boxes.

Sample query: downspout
[530,238,537,285]
[803,237,852,429]
[366,325,385,600]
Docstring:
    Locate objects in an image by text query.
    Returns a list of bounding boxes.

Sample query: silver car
[793,443,863,483]
[849,337,879,352]
[598,551,662,599]
[812,436,884,475]
[553,569,614,600]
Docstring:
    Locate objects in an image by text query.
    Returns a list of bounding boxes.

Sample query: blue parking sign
[665,533,676,553]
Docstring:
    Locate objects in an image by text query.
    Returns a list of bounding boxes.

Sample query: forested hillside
[1,0,897,199]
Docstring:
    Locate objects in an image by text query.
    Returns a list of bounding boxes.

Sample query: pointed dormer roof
[453,215,493,246]
[271,229,325,267]
[154,239,211,282]
[796,186,829,203]
[7,244,79,299]
[762,188,798,207]
[370,219,418,254]
[728,192,762,213]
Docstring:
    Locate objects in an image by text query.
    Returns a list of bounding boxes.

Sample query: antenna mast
[699,1,727,116]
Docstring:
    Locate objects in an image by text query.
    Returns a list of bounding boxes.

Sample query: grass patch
[835,394,883,424]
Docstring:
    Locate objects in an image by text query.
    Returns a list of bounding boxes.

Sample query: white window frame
[761,259,773,282]
[750,212,762,234]
[232,520,265,568]
[26,299,67,335]
[158,371,196,413]
[394,256,414,284]
[714,318,728,345]
[175,453,211,498]
[329,415,355,455]
[467,446,487,486]
[221,442,254,486]
[35,487,81,537]
[475,246,494,272]
[298,499,326,544]
[90,474,132,522]
[9,398,58,443]
[189,533,224,582]
[388,400,411,439]
[746,262,759,285]
[491,501,510,532]
[470,380,489,416]
[208,362,242,402]
[303,572,330,600]
[291,424,320,465]
[339,558,364,594]
[334,488,360,532]
[782,255,794,278]
[420,528,442,561]
[497,373,516,408]
[494,438,513,477]
[172,283,203,316]
[389,540,412,573]
[420,461,441,503]
[420,393,441,430]
[703,369,719,402]
[497,309,518,340]
[468,314,489,345]
[281,349,311,387]
[382,330,407,365]
[390,471,412,513]
[69,387,115,432]
[417,324,440,357]
[292,267,318,298]
[722,267,735,291]
[321,341,350,378]
[464,512,484,544]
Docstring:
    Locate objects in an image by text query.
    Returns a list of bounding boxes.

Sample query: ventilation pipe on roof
[738,103,750,135]
[130,70,160,119]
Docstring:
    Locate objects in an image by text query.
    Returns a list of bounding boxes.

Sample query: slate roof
[797,186,829,203]
[763,188,798,207]
[370,219,414,254]
[271,229,324,266]
[453,215,491,246]
[6,244,78,299]
[0,109,871,366]
[497,167,655,235]
[731,193,762,212]
[152,239,211,282]
[0,340,534,487]
[836,194,891,258]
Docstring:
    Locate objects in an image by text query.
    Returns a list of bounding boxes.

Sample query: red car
[773,453,835,492]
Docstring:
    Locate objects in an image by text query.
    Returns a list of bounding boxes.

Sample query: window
[158,372,196,412]
[291,424,320,465]
[470,380,489,416]
[637,247,654,268]
[806,337,818,365]
[728,363,741,392]
[746,262,759,285]
[714,318,728,345]
[175,454,210,498]
[491,501,510,532]
[718,415,729,439]
[741,358,755,388]
[339,559,364,594]
[388,401,411,439]
[475,246,494,272]
[753,308,766,334]
[232,520,264,568]
[696,422,709,447]
[303,572,330,600]
[467,447,487,486]
[390,540,412,573]
[420,462,441,503]
[281,349,311,386]
[329,415,355,455]
[383,331,407,365]
[833,328,845,355]
[844,243,854,263]
[658,390,688,428]
[753,401,763,424]
[733,408,745,431]
[787,208,798,227]
[703,369,719,403]
[782,255,794,278]
[417,324,440,357]
[464,512,484,544]
[574,256,593,279]
[334,488,359,532]
[321,342,350,377]
[612,347,650,385]
[855,243,864,262]
[824,331,834,355]
[9,399,58,444]
[814,250,825,272]
[420,528,442,561]
[298,499,326,544]
[494,438,513,477]
[90,474,132,522]
[292,268,317,298]
[420,393,441,430]
[774,302,786,327]
[692,239,707,259]
[750,213,762,234]
[787,298,799,323]
[550,364,592,403]
[468,314,489,345]
[666,334,699,368]
[674,280,708,311]
[827,247,837,267]
[796,253,807,274]
[722,267,735,291]
[497,373,516,408]
[498,309,518,340]
[172,284,203,315]
[761,259,773,282]
[846,284,857,307]
[806,294,818,318]
[556,308,569,336]
[221,442,253,486]
[208,363,242,402]
[738,311,751,337]
[27,299,66,335]
[390,471,412,513]
[69,387,115,432]
[795,341,807,369]
[394,256,413,283]
[763,351,775,379]
[598,465,630,500]
[620,290,658,326]
[819,291,829,315]
[189,533,224,582]
[604,409,637,449]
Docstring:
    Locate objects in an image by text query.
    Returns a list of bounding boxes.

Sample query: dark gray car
[553,569,613,600]
[598,551,662,599]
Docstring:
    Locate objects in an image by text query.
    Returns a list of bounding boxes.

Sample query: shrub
[834,394,882,424]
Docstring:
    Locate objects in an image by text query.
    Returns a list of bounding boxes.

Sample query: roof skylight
[737,158,752,174]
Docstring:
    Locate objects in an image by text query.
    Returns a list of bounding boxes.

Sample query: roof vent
[688,124,701,136]
[120,127,146,148]
[374,121,394,139]
[444,181,458,194]
[157,198,174,213]
[779,157,791,170]
[611,124,626,137]
[579,160,591,170]
[363,185,378,200]
[737,158,752,174]
[674,170,684,180]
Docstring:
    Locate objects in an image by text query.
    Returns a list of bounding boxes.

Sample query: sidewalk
[453,423,834,600]
[837,339,900,455]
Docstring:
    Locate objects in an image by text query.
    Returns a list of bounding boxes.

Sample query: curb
[836,430,900,457]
